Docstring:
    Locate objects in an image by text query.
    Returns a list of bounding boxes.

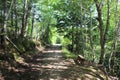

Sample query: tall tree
[1,0,7,48]
[1,0,14,48]
[21,0,32,38]
[94,0,110,64]
[14,0,18,38]
[89,9,95,62]
[1,0,13,48]
[108,0,119,73]
[31,0,35,38]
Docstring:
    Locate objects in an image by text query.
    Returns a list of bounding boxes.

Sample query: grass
[62,47,77,59]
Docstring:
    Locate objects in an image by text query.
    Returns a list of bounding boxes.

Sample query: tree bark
[89,11,95,62]
[71,25,74,53]
[11,4,14,37]
[6,36,23,54]
[109,0,119,72]
[14,0,18,38]
[1,0,7,48]
[31,0,35,38]
[95,1,104,64]
[0,3,3,46]
[21,0,32,38]
[94,0,110,64]
[80,0,84,56]
[21,0,27,38]
[1,0,14,49]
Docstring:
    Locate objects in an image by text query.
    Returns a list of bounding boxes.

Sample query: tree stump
[74,55,85,65]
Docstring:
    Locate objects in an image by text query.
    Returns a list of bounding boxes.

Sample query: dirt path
[0,44,113,80]
[32,44,78,80]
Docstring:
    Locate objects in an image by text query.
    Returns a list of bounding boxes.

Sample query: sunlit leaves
[48,0,60,5]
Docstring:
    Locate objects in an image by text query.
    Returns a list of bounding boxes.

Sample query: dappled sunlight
[42,50,62,53]
[29,45,108,80]
[36,58,59,61]
[0,0,120,79]
[0,45,112,80]
[40,64,69,69]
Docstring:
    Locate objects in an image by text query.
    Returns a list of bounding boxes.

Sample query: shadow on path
[0,44,108,80]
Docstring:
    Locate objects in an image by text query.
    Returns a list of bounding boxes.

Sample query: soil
[0,44,117,80]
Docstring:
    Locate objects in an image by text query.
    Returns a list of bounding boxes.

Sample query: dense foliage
[0,0,120,78]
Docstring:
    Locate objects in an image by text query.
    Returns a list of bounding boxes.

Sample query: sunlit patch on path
[29,44,107,80]
[32,44,78,79]
[0,44,112,80]
[42,50,62,53]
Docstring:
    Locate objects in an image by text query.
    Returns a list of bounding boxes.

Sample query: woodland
[0,0,120,80]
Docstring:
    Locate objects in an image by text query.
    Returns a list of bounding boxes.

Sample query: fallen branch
[6,36,23,54]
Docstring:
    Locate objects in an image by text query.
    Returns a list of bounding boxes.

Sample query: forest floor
[0,44,118,80]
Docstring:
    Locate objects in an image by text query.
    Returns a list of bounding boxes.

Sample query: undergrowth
[62,47,77,59]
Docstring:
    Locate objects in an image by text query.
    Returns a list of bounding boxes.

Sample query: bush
[22,39,36,51]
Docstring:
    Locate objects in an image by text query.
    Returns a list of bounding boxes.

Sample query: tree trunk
[6,36,23,54]
[89,11,95,62]
[1,0,14,48]
[71,25,74,53]
[108,0,119,72]
[11,5,14,36]
[14,0,18,38]
[1,0,7,48]
[80,0,84,56]
[21,0,32,38]
[94,0,110,64]
[95,0,104,64]
[0,4,3,46]
[31,0,35,38]
[21,0,28,38]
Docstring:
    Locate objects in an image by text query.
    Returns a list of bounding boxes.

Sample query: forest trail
[0,44,114,80]
[33,44,78,80]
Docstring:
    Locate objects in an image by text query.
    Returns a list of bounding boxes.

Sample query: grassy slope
[62,47,116,80]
